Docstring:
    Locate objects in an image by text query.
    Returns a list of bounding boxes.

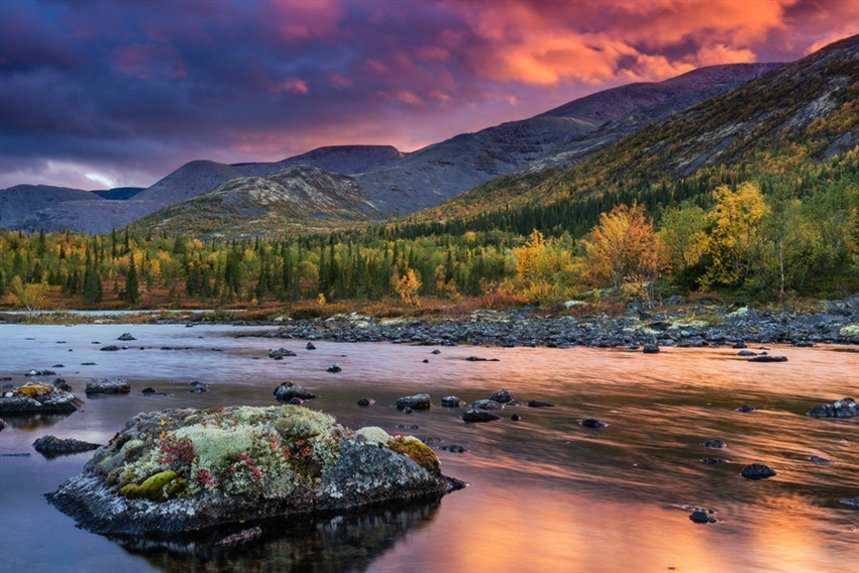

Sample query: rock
[305,342,316,350]
[86,377,131,395]
[81,362,96,366]
[462,409,499,423]
[355,426,391,445]
[703,439,727,449]
[0,418,5,432]
[488,389,513,403]
[642,344,660,354]
[100,345,121,352]
[422,359,429,363]
[141,387,157,396]
[470,399,504,410]
[441,396,463,408]
[117,333,136,341]
[700,457,723,465]
[273,381,316,402]
[268,348,296,360]
[689,508,716,524]
[741,463,776,480]
[510,414,522,421]
[357,398,376,407]
[465,356,499,362]
[396,394,431,411]
[580,418,607,429]
[737,350,757,357]
[527,400,555,408]
[807,398,859,418]
[0,383,78,415]
[52,378,72,392]
[287,397,304,405]
[326,365,342,373]
[26,369,56,377]
[216,526,262,548]
[793,341,814,347]
[402,407,414,415]
[431,349,441,355]
[732,341,747,349]
[52,364,65,368]
[441,444,466,453]
[807,455,831,465]
[736,404,756,413]
[33,435,101,457]
[748,355,788,363]
[189,381,208,393]
[48,405,461,536]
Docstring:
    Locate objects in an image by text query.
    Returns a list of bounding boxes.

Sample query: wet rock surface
[741,463,777,480]
[260,302,859,349]
[273,381,316,402]
[33,435,101,457]
[396,394,431,411]
[0,382,78,415]
[462,410,499,423]
[47,405,462,537]
[86,377,131,395]
[807,398,859,418]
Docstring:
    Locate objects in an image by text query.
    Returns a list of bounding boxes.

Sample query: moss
[273,405,337,439]
[356,426,391,445]
[120,470,179,501]
[16,383,54,398]
[840,324,859,337]
[387,436,440,476]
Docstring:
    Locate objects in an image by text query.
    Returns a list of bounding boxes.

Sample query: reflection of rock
[119,498,443,568]
[48,405,461,538]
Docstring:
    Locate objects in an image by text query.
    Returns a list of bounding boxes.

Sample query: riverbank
[258,299,859,348]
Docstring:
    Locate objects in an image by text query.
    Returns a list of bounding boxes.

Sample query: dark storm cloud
[1,0,857,188]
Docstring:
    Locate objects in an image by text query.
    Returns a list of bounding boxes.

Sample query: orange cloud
[272,78,309,94]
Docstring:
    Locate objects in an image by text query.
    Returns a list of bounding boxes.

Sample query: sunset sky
[1,0,857,189]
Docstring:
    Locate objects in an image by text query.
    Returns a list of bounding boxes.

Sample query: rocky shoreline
[256,300,859,349]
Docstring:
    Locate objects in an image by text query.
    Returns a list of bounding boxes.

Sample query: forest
[1,170,857,312]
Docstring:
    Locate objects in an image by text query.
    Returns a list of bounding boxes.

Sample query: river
[1,323,858,573]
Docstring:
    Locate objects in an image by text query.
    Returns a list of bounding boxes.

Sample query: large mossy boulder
[0,382,77,415]
[48,405,461,537]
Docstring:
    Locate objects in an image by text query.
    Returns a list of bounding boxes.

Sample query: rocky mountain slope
[131,166,377,236]
[356,63,780,213]
[409,33,859,226]
[2,62,777,234]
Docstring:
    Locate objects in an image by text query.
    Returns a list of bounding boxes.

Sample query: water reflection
[124,501,441,573]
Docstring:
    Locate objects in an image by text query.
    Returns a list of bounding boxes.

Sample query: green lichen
[840,323,859,337]
[387,436,440,476]
[356,426,391,445]
[120,470,179,501]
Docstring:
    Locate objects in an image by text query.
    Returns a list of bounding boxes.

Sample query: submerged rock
[741,463,776,480]
[269,348,296,360]
[356,398,376,407]
[117,333,136,341]
[689,508,716,524]
[48,405,461,537]
[273,382,316,402]
[462,409,499,423]
[33,435,101,457]
[703,439,727,449]
[305,342,316,350]
[396,394,431,411]
[807,398,859,418]
[26,369,57,377]
[326,365,342,374]
[527,400,555,408]
[748,355,788,363]
[470,399,504,410]
[580,418,607,429]
[100,345,121,352]
[0,383,78,415]
[86,377,131,395]
[189,381,208,394]
[642,344,660,354]
[488,389,514,403]
[440,396,463,408]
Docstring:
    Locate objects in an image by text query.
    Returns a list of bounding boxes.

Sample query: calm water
[1,323,858,573]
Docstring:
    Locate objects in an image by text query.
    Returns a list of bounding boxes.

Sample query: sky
[1,0,857,190]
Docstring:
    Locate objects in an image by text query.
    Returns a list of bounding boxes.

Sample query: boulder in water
[47,405,461,537]
[273,382,316,402]
[117,333,136,341]
[807,398,859,418]
[396,394,431,411]
[0,383,78,415]
[741,463,776,480]
[86,377,131,395]
[462,409,499,424]
[33,435,101,457]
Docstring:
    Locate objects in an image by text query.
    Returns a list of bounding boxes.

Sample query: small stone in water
[510,414,522,421]
[357,398,375,407]
[689,508,716,524]
[741,463,776,480]
[326,365,342,373]
[700,457,723,465]
[581,418,607,429]
[703,439,727,449]
[736,404,756,413]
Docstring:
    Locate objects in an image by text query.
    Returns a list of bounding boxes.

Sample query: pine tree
[123,255,140,304]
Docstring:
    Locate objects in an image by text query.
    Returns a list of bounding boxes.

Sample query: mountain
[1,63,780,233]
[0,185,96,227]
[409,34,859,228]
[131,166,377,236]
[92,187,144,200]
[134,145,402,207]
[356,63,780,213]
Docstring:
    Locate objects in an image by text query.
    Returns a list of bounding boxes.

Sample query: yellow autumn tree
[511,230,575,302]
[9,276,48,312]
[700,182,769,288]
[582,204,663,292]
[392,266,422,306]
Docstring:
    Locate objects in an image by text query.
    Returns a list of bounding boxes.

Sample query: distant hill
[0,185,96,228]
[131,165,377,236]
[92,187,144,200]
[408,33,859,229]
